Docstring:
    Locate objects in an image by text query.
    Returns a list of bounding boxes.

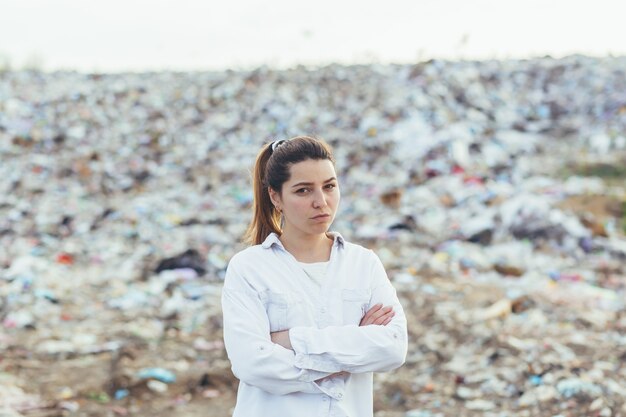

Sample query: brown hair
[244,136,335,245]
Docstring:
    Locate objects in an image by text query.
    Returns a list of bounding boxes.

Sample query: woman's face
[269,158,340,238]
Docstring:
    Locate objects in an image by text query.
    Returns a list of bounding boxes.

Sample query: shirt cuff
[289,327,342,373]
[313,378,346,400]
[289,326,310,355]
[297,368,330,383]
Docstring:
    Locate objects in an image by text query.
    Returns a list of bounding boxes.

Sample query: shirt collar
[261,232,345,250]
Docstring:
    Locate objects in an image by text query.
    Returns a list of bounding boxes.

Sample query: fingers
[361,303,382,321]
[372,309,394,325]
[359,304,379,326]
[360,304,395,326]
[380,312,395,326]
[369,305,393,323]
[360,303,380,326]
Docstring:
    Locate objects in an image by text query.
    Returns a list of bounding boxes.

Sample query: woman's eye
[296,188,309,194]
[325,184,337,189]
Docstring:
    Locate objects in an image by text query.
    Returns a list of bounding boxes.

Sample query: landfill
[1,55,626,416]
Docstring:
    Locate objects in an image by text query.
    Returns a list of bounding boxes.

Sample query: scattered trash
[147,380,169,394]
[1,55,625,416]
[465,399,496,411]
[556,378,603,400]
[114,389,130,400]
[155,250,207,276]
[518,386,558,407]
[137,368,176,384]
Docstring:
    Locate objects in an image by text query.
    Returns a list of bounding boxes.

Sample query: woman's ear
[268,187,281,209]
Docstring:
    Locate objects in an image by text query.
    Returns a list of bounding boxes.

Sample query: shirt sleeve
[288,250,408,374]
[221,260,333,396]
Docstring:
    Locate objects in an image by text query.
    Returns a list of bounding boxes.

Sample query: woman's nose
[312,189,327,208]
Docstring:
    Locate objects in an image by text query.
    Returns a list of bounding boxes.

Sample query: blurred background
[1,1,626,416]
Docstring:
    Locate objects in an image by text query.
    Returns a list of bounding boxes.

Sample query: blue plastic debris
[114,389,129,400]
[137,367,176,384]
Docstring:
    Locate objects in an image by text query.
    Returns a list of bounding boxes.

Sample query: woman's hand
[359,303,395,326]
[270,330,293,350]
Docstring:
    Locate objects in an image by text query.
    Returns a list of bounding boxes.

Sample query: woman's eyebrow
[291,177,337,188]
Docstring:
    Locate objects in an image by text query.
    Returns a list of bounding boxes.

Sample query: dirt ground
[5,271,626,417]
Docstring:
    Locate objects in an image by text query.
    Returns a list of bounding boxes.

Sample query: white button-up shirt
[221,232,408,417]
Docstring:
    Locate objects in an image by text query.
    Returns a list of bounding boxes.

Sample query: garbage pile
[1,55,625,416]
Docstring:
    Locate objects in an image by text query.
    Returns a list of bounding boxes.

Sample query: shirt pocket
[341,288,372,325]
[259,291,292,332]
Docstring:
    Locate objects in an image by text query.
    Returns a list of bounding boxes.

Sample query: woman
[221,136,408,417]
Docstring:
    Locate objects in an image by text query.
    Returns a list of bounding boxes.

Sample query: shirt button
[336,393,343,399]
[320,307,326,313]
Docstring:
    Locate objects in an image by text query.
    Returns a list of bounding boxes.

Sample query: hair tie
[271,139,287,152]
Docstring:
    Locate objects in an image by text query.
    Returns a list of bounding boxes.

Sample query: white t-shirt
[221,232,408,417]
[298,260,329,287]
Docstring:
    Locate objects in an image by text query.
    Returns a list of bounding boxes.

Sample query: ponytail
[243,143,281,245]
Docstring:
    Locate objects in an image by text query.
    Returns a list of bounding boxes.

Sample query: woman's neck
[279,230,333,263]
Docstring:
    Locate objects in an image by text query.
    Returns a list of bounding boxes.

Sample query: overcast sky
[1,0,624,72]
